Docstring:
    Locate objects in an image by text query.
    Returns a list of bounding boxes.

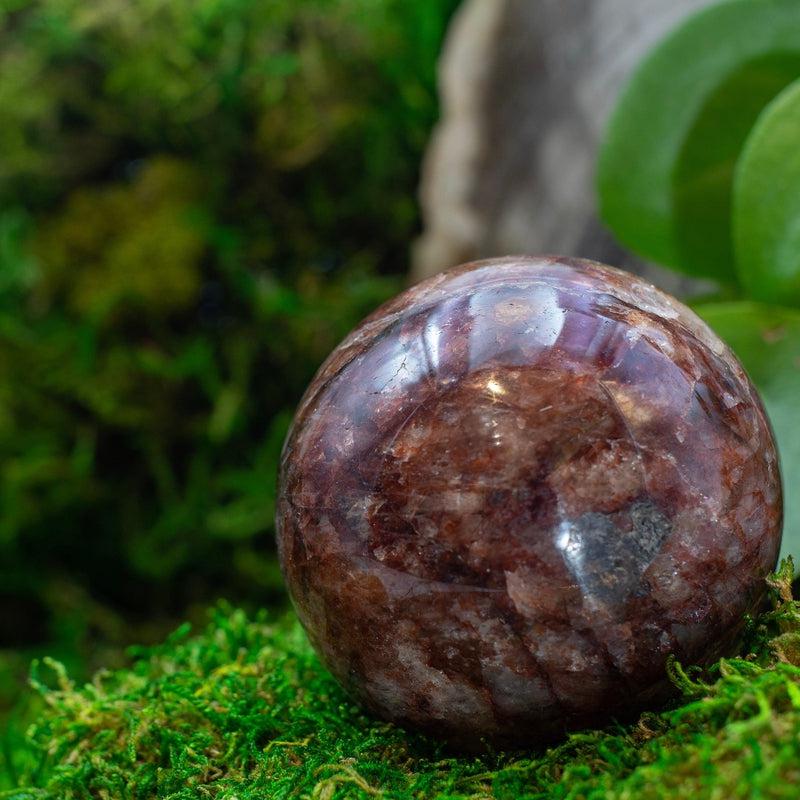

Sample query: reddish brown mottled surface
[277,256,782,747]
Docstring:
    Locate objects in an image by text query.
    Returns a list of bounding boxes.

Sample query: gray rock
[414,0,715,296]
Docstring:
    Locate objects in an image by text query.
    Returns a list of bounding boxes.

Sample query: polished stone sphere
[277,256,782,747]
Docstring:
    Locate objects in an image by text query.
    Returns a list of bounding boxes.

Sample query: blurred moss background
[0,0,461,716]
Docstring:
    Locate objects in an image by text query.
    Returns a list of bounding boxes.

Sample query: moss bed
[2,560,799,799]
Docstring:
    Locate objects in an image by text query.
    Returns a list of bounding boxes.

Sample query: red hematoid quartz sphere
[277,256,782,746]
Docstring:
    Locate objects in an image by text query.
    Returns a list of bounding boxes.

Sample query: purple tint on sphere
[276,256,782,747]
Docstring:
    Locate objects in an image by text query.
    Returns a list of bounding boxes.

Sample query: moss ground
[2,560,799,799]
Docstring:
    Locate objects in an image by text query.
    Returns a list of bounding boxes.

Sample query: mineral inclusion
[277,256,783,746]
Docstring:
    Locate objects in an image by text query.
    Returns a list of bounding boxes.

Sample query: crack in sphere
[276,256,782,748]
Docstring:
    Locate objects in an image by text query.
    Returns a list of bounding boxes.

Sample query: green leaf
[694,301,800,561]
[598,0,800,282]
[734,77,800,305]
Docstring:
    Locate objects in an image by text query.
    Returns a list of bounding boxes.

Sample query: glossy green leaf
[734,78,800,305]
[598,0,800,282]
[695,301,800,560]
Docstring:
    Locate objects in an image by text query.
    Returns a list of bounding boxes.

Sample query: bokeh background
[0,0,461,722]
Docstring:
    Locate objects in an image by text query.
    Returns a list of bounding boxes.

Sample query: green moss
[2,560,798,799]
[0,0,460,668]
[33,158,206,318]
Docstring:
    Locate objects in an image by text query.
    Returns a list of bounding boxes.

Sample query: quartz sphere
[277,256,782,747]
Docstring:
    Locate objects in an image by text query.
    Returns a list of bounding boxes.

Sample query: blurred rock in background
[414,0,714,294]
